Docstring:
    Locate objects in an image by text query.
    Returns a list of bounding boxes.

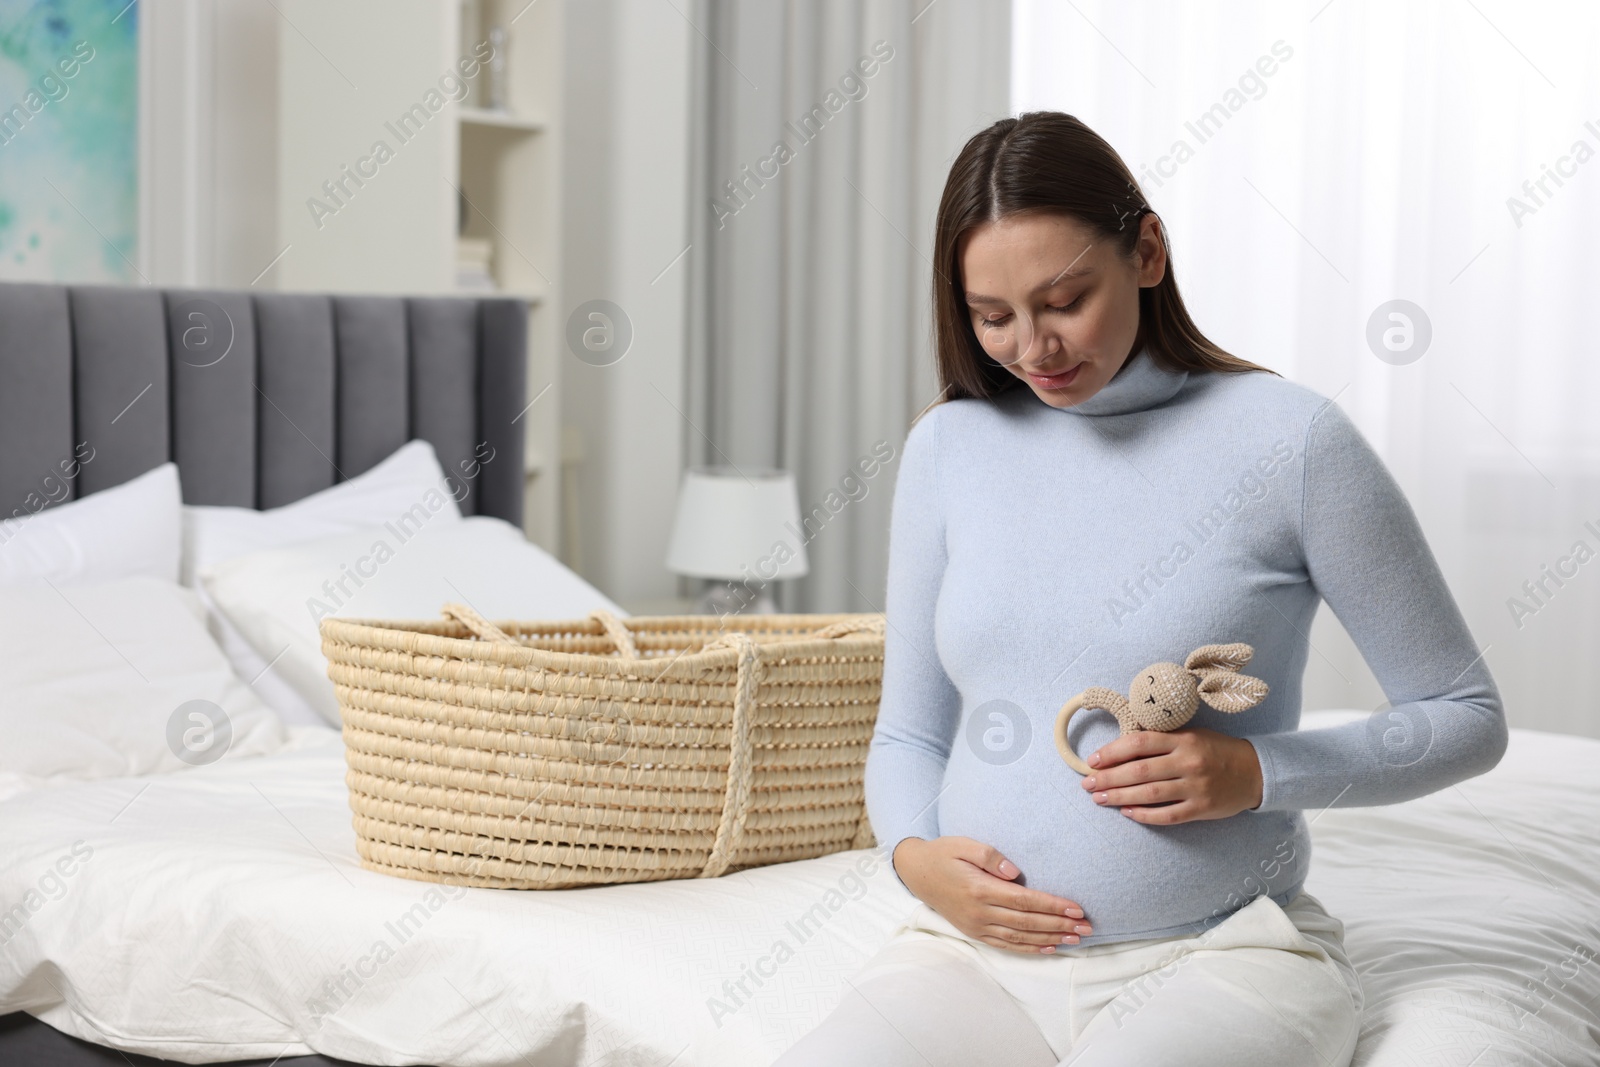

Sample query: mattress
[1,711,1597,1066]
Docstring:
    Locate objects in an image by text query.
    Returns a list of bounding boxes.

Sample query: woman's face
[959,211,1167,409]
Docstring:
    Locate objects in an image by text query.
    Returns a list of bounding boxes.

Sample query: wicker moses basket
[319,604,884,889]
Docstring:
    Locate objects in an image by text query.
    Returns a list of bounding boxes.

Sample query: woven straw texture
[320,605,885,889]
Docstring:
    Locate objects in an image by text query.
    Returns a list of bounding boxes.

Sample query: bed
[0,278,529,1066]
[3,281,1598,1066]
[2,712,1597,1066]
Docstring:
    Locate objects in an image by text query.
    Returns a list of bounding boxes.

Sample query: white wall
[139,0,278,288]
[140,0,696,605]
[274,0,456,293]
[559,0,694,607]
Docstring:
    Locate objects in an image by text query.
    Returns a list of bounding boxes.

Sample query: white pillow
[0,463,181,587]
[180,439,467,585]
[181,439,469,725]
[0,576,289,787]
[202,605,330,729]
[201,516,624,725]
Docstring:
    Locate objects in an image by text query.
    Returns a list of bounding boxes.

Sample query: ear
[1197,672,1268,713]
[1185,643,1254,674]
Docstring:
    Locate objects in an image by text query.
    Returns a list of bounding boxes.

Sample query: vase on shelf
[485,26,510,112]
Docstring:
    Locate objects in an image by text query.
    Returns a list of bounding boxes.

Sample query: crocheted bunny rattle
[1053,643,1269,775]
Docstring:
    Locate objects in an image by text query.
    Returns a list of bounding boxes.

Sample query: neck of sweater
[1054,347,1190,416]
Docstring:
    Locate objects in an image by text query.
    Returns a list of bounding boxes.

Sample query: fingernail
[1094,792,1108,804]
[1041,946,1056,954]
[1065,907,1084,919]
[1083,776,1097,789]
[1074,924,1092,935]
[1061,934,1080,945]
[998,860,1017,877]
[1089,753,1101,767]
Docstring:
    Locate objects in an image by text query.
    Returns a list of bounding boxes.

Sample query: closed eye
[975,293,1085,329]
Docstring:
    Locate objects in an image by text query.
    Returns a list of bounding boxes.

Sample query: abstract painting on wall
[0,0,137,283]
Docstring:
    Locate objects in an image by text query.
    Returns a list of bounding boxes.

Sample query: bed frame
[0,280,528,1067]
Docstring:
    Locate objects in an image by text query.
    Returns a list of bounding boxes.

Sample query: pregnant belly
[935,761,1309,941]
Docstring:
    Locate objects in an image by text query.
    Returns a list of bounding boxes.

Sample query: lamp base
[697,582,778,617]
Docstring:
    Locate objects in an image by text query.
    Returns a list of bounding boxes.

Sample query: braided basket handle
[701,632,757,879]
[808,616,886,640]
[702,614,886,652]
[697,615,881,878]
[444,604,639,658]
[441,602,519,645]
[589,610,639,658]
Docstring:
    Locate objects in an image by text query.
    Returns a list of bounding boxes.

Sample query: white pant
[774,891,1363,1067]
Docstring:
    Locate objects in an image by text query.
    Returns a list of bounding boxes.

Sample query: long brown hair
[932,111,1275,402]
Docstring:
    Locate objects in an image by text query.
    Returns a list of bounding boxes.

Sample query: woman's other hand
[891,836,1092,954]
[1081,727,1264,823]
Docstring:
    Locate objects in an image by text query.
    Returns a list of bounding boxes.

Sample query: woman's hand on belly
[1080,727,1264,824]
[891,836,1093,954]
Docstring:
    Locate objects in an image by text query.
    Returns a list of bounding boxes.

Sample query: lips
[1026,362,1083,390]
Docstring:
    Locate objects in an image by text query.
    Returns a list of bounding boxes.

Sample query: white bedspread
[1,711,1597,1066]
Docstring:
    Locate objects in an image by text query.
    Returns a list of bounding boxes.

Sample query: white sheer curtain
[1013,0,1600,737]
[685,0,1011,614]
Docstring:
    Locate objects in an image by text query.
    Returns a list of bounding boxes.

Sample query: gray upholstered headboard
[0,283,526,523]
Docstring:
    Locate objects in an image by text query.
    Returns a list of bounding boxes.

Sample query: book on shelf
[456,236,496,292]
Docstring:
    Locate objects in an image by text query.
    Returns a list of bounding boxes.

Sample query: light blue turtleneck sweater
[866,349,1506,946]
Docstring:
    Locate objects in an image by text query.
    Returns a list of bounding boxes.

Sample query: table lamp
[665,467,809,615]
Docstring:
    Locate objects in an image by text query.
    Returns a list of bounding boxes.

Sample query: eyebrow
[964,261,1097,306]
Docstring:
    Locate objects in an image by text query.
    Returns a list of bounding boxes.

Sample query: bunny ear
[1197,672,1269,713]
[1185,643,1254,674]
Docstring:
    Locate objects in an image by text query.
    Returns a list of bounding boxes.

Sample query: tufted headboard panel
[0,283,526,523]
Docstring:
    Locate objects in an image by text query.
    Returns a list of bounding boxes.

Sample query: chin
[1025,371,1104,408]
[1012,359,1109,408]
[1029,384,1083,408]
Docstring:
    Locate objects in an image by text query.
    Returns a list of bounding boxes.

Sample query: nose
[1016,322,1059,368]
[986,311,1059,368]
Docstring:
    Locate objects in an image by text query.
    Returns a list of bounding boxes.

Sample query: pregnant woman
[777,112,1506,1066]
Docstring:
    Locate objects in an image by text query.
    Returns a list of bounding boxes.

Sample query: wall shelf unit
[458,106,546,132]
[275,0,564,553]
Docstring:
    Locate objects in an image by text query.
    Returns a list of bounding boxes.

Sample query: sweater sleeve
[1247,400,1507,812]
[865,410,961,883]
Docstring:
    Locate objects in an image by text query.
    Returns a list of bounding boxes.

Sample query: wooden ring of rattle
[1054,693,1096,776]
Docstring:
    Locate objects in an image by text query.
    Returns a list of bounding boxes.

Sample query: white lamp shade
[665,468,810,581]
